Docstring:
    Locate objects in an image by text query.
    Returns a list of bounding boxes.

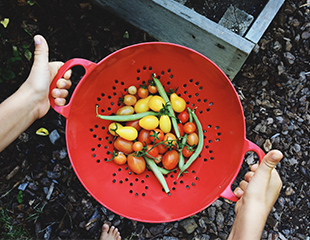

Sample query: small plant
[0,44,22,83]
[0,201,30,239]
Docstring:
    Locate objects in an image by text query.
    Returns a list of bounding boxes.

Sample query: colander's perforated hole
[195,81,199,86]
[169,74,173,79]
[167,69,171,73]
[189,79,193,83]
[97,160,100,163]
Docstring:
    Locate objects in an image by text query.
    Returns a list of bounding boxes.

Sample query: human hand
[22,35,72,119]
[234,150,283,215]
[228,150,283,240]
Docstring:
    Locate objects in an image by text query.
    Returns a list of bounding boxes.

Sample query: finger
[56,78,72,90]
[253,150,283,187]
[244,171,255,182]
[33,35,49,66]
[51,88,69,99]
[54,98,66,106]
[234,187,244,198]
[63,69,72,79]
[250,163,259,172]
[48,61,64,81]
[238,180,248,191]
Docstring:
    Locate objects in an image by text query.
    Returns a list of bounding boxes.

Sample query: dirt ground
[1,0,310,239]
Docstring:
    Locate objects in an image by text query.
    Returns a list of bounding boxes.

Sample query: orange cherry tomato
[137,87,149,98]
[187,132,199,146]
[163,133,177,148]
[183,122,196,134]
[127,154,146,174]
[126,120,141,131]
[133,141,143,152]
[162,150,179,170]
[113,152,127,165]
[148,84,157,94]
[138,129,151,145]
[148,128,164,144]
[114,137,133,154]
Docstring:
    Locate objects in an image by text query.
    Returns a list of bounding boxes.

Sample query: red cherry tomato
[127,154,146,174]
[162,150,179,170]
[187,132,199,146]
[138,129,151,145]
[182,145,195,158]
[177,123,184,136]
[149,128,164,144]
[157,143,168,154]
[183,122,196,134]
[146,145,159,158]
[178,110,189,123]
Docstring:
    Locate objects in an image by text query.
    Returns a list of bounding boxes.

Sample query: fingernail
[60,82,66,88]
[271,151,282,160]
[34,36,41,45]
[55,89,61,97]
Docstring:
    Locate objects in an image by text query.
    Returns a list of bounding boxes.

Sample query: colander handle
[48,58,96,118]
[220,139,265,202]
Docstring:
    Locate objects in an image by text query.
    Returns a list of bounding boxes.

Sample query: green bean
[152,76,180,138]
[144,156,170,194]
[178,110,203,177]
[178,108,193,169]
[96,105,158,121]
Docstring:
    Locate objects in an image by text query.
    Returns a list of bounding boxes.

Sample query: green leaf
[24,49,32,61]
[2,69,15,81]
[27,0,35,6]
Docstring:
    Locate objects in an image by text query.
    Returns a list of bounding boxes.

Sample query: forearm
[228,204,267,240]
[0,83,39,152]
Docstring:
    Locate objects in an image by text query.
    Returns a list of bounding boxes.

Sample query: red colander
[49,42,264,223]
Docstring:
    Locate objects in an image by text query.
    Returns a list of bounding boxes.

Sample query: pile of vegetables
[96,75,203,194]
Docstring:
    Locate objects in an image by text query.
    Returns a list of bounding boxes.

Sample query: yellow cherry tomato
[108,122,123,136]
[159,115,171,133]
[170,93,186,113]
[139,115,159,130]
[116,126,138,141]
[123,94,137,106]
[134,95,152,113]
[116,106,134,115]
[148,95,166,112]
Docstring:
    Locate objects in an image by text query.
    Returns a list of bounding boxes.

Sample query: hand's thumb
[255,150,282,182]
[33,35,49,66]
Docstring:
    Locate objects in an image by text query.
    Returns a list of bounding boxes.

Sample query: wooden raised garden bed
[91,0,285,80]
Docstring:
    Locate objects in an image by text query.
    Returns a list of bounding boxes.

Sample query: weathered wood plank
[91,0,255,80]
[245,0,285,44]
